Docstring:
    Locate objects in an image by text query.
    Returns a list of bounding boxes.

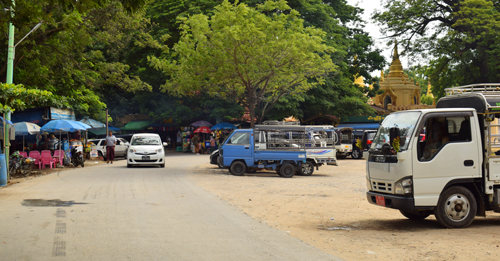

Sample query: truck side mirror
[389,127,400,146]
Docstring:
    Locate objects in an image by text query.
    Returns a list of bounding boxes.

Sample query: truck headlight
[394,177,413,195]
[366,178,372,190]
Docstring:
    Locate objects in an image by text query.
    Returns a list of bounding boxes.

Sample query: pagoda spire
[393,40,399,61]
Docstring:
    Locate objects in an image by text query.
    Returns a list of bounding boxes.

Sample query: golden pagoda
[374,41,435,111]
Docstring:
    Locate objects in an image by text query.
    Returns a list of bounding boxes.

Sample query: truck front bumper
[366,191,416,212]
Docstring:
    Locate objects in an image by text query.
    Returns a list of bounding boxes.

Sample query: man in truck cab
[421,119,449,161]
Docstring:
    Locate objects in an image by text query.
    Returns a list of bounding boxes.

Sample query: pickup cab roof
[437,83,500,113]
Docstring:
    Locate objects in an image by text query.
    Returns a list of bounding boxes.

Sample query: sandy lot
[191,158,500,261]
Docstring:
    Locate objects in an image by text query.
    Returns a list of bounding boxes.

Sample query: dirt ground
[191,158,500,261]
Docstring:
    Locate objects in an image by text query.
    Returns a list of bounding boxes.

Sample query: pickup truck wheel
[351,149,361,159]
[230,161,246,176]
[399,210,431,220]
[434,186,477,228]
[299,161,314,176]
[280,163,295,178]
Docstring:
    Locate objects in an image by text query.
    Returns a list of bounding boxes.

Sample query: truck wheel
[230,161,246,176]
[399,210,431,220]
[280,163,295,178]
[434,186,477,228]
[351,149,361,159]
[299,161,314,176]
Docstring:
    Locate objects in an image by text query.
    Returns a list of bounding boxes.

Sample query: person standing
[105,130,116,164]
[192,134,200,154]
[210,136,216,152]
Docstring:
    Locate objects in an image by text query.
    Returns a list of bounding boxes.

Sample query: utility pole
[4,0,15,177]
[106,109,109,137]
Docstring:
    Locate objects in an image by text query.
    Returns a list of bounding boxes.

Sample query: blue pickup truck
[219,128,306,178]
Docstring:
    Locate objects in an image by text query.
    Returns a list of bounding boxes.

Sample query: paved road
[0,154,340,260]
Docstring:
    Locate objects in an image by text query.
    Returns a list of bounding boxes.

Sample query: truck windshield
[371,111,421,151]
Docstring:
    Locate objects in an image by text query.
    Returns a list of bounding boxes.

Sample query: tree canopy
[373,0,500,98]
[151,0,336,126]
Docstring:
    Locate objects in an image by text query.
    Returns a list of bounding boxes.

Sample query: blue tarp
[336,123,380,130]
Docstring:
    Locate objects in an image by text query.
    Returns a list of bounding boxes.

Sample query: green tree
[0,1,153,121]
[373,0,500,99]
[0,83,70,113]
[150,0,336,126]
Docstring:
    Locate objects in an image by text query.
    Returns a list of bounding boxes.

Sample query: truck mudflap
[366,191,416,212]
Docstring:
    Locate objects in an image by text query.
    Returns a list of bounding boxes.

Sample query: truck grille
[372,181,392,192]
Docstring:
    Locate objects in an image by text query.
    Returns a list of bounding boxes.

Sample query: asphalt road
[0,153,340,260]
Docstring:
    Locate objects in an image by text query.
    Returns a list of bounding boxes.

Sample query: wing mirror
[163,142,168,147]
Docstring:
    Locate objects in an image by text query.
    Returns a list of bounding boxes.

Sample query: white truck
[253,125,338,175]
[366,83,500,228]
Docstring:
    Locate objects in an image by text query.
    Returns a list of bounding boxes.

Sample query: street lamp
[3,0,43,175]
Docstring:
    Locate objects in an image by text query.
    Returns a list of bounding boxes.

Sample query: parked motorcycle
[9,152,33,177]
[71,147,85,167]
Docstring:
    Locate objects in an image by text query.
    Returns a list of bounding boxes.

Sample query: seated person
[421,121,449,160]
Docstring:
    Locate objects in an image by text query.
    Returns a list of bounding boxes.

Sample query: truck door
[222,131,253,166]
[412,112,481,206]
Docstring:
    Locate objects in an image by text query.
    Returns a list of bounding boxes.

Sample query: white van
[127,133,168,168]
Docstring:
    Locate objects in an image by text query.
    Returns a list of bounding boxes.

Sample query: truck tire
[280,163,295,178]
[399,210,431,220]
[434,186,477,228]
[351,149,362,159]
[298,161,314,176]
[230,161,246,176]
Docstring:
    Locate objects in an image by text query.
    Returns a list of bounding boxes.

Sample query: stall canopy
[122,121,153,131]
[79,117,106,128]
[88,126,121,136]
[191,120,213,127]
[211,122,236,130]
[335,123,380,130]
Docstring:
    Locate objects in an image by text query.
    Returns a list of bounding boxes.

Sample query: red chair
[29,151,41,169]
[40,151,55,169]
[53,150,64,166]
[19,151,28,158]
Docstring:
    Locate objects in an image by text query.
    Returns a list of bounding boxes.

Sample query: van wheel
[434,186,477,228]
[400,210,432,220]
[280,163,295,178]
[217,156,224,168]
[299,161,314,176]
[230,161,246,176]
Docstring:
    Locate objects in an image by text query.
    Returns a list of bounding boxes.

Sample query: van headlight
[156,148,163,153]
[394,177,413,195]
[129,149,135,153]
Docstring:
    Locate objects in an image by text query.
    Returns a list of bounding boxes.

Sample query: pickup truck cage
[253,125,336,151]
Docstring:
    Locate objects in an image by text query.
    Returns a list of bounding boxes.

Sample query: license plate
[375,156,385,163]
[375,195,385,206]
[142,156,150,160]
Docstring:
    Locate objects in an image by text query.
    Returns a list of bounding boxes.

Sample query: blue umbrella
[12,122,42,152]
[13,122,41,135]
[0,116,13,125]
[211,122,236,130]
[41,120,91,132]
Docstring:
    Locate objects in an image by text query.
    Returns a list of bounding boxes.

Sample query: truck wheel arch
[440,178,485,217]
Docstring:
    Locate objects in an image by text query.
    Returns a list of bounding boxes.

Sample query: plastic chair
[19,151,28,158]
[53,150,64,166]
[41,150,52,156]
[29,151,41,169]
[40,151,55,169]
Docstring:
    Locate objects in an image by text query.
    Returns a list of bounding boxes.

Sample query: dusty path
[0,154,339,260]
[191,157,500,261]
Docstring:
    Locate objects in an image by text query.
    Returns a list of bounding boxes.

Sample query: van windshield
[371,111,421,151]
[131,136,161,146]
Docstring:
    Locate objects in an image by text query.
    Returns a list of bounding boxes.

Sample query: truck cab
[366,84,500,228]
